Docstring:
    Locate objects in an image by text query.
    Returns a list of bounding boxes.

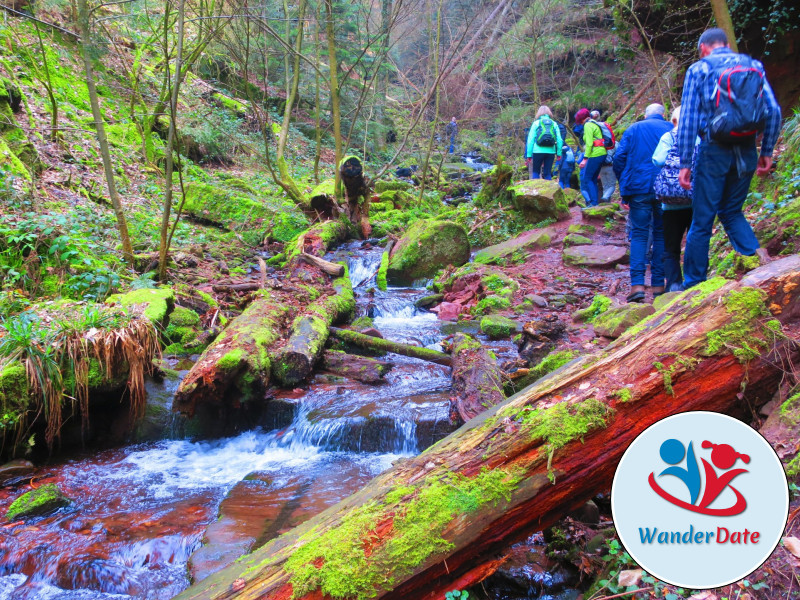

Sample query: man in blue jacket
[613,104,673,302]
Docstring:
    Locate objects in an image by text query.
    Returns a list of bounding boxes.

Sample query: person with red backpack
[677,28,781,289]
[576,108,611,206]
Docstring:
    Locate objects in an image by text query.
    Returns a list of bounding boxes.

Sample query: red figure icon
[697,441,749,511]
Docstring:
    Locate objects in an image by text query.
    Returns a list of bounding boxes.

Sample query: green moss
[704,287,771,362]
[472,295,511,316]
[0,362,29,431]
[218,348,246,371]
[374,180,412,193]
[377,250,389,291]
[509,350,579,392]
[519,398,612,482]
[479,315,517,339]
[0,137,31,183]
[573,294,612,324]
[284,466,522,599]
[6,483,70,521]
[386,220,471,285]
[105,287,175,325]
[169,305,200,327]
[351,316,374,330]
[567,224,596,235]
[612,388,633,403]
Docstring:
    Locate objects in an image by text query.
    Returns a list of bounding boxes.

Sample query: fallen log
[329,326,452,367]
[273,269,355,387]
[211,282,260,293]
[173,292,289,416]
[322,350,393,384]
[174,255,800,600]
[449,333,506,425]
[299,252,345,277]
[341,155,371,238]
[286,220,349,264]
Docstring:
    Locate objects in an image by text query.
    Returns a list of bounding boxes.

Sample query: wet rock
[430,301,463,321]
[563,233,593,247]
[218,260,230,275]
[134,374,182,442]
[387,220,470,285]
[593,304,655,338]
[517,316,566,365]
[568,499,600,524]
[5,483,71,521]
[568,223,596,235]
[525,294,548,308]
[480,315,520,340]
[474,228,554,265]
[508,179,571,223]
[360,327,383,339]
[581,203,619,220]
[0,459,34,487]
[415,293,444,309]
[561,187,584,207]
[562,244,628,268]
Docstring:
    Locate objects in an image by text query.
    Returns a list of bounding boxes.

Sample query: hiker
[446,117,458,154]
[557,144,576,189]
[613,103,673,302]
[525,106,563,180]
[653,106,697,292]
[677,28,781,288]
[576,108,607,206]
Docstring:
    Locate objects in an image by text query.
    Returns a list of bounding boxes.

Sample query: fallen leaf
[232,578,246,591]
[784,536,800,558]
[617,568,642,587]
[688,592,717,600]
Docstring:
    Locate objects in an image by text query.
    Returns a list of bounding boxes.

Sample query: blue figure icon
[658,438,701,505]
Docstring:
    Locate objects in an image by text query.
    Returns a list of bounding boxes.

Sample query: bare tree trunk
[77,0,134,266]
[710,0,738,52]
[324,0,343,198]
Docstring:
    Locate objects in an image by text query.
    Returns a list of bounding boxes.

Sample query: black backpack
[654,132,693,206]
[535,117,557,147]
[702,53,768,144]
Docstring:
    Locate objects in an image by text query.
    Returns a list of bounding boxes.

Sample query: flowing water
[0,243,454,600]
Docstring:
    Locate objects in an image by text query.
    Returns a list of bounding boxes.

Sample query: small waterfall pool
[0,242,454,599]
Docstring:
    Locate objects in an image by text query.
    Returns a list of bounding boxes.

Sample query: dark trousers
[629,193,664,287]
[581,155,605,206]
[662,207,693,291]
[683,142,759,287]
[529,153,555,180]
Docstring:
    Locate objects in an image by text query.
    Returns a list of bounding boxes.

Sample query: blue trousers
[530,153,555,180]
[683,142,759,288]
[629,193,664,287]
[559,165,573,189]
[582,156,605,206]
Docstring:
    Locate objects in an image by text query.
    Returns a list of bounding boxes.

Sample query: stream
[0,244,455,600]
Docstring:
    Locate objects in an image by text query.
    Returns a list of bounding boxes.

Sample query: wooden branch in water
[299,252,345,277]
[329,326,453,367]
[174,256,800,600]
[211,283,260,293]
[321,350,393,384]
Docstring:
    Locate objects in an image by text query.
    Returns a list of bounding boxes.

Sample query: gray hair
[645,103,666,118]
[590,110,601,119]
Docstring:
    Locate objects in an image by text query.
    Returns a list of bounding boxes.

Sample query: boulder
[106,287,175,328]
[562,245,628,268]
[561,187,584,207]
[507,179,570,223]
[563,233,593,247]
[480,315,519,339]
[593,304,656,338]
[568,223,596,235]
[387,220,470,285]
[474,228,554,265]
[5,483,71,521]
[581,204,619,220]
[0,459,34,487]
[474,160,514,207]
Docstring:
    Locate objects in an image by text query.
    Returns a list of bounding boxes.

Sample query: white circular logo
[611,411,788,589]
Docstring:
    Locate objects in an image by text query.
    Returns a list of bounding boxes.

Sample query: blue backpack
[654,132,693,205]
[702,53,768,145]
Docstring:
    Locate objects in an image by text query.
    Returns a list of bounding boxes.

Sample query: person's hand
[756,155,773,176]
[579,159,587,169]
[525,157,532,166]
[679,168,692,190]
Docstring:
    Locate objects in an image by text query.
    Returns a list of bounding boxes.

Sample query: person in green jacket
[576,107,607,206]
[525,106,563,180]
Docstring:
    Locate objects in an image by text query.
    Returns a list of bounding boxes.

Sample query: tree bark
[174,255,800,600]
[173,292,289,417]
[449,333,506,425]
[329,327,452,366]
[299,253,345,277]
[273,270,355,387]
[340,156,370,238]
[77,0,134,266]
[710,0,738,52]
[321,351,394,384]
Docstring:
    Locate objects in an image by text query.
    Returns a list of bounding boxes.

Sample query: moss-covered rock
[183,181,309,245]
[374,180,412,193]
[507,179,570,223]
[472,294,511,315]
[593,304,655,338]
[572,294,615,323]
[508,349,579,392]
[0,362,28,437]
[581,204,619,220]
[563,233,593,247]
[474,228,553,265]
[387,220,470,285]
[6,483,71,521]
[377,188,412,208]
[106,287,175,327]
[474,160,514,207]
[480,315,519,339]
[561,187,584,207]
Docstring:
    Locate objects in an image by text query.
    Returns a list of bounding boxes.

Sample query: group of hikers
[525,28,781,301]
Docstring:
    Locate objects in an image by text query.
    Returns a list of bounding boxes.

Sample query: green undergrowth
[703,287,777,362]
[508,350,579,393]
[284,466,523,599]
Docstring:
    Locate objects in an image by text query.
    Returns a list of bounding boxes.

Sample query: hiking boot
[755,248,771,265]
[651,286,665,298]
[626,285,646,303]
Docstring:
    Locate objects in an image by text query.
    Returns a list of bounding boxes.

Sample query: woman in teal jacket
[526,106,563,180]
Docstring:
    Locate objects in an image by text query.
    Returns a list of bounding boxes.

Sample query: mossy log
[328,326,452,367]
[273,270,355,387]
[174,256,800,600]
[173,292,289,416]
[321,350,394,384]
[449,333,505,425]
[287,220,349,265]
[299,252,345,277]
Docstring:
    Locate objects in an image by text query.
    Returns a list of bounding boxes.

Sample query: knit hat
[575,108,590,124]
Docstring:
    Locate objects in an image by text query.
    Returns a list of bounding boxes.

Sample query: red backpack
[590,119,615,149]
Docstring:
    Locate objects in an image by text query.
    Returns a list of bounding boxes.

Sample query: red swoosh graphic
[648,472,747,516]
